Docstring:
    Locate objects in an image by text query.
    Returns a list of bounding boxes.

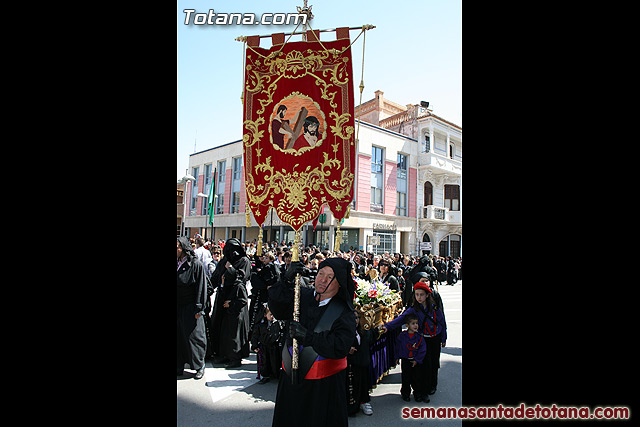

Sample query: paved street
[177,281,462,426]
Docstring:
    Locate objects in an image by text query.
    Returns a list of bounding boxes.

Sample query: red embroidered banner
[242,29,355,231]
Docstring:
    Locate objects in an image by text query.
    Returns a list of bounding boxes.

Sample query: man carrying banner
[268,257,356,427]
[241,20,374,426]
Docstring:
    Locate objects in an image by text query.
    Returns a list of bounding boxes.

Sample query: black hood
[318,257,355,310]
[418,255,432,267]
[411,271,430,285]
[223,238,246,263]
[177,236,195,261]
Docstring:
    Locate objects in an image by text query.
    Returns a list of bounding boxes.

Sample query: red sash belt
[304,356,347,380]
[282,352,347,380]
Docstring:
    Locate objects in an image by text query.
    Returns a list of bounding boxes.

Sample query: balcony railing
[423,205,447,220]
[418,151,462,175]
[421,205,461,223]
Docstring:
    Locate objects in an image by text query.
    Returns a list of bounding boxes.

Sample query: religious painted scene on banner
[270,92,327,154]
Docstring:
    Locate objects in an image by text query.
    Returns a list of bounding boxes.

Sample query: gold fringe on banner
[245,202,251,227]
[257,226,263,256]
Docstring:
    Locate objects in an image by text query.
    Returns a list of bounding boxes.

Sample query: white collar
[314,292,333,307]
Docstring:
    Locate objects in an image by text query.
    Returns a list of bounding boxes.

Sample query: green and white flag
[208,168,216,225]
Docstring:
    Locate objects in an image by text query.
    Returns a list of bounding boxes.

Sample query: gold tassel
[334,223,342,251]
[257,226,263,256]
[291,229,302,262]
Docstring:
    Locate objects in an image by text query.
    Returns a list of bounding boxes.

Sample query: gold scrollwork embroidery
[242,116,265,148]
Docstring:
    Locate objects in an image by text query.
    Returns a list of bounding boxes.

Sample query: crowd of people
[177,235,461,425]
[187,236,462,288]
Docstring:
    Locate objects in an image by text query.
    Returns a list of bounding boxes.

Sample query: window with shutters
[215,194,224,215]
[191,166,199,214]
[204,164,212,185]
[424,181,433,206]
[231,192,240,213]
[232,157,242,180]
[396,153,407,216]
[217,160,226,184]
[370,146,383,212]
[444,184,460,211]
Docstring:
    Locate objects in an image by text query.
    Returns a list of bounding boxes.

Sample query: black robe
[251,315,285,379]
[249,261,281,327]
[436,259,447,282]
[346,326,375,415]
[177,255,207,371]
[210,239,252,361]
[268,281,356,427]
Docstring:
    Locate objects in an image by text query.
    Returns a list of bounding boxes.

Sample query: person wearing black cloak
[378,259,400,292]
[177,237,207,379]
[249,251,281,329]
[353,252,367,280]
[446,256,457,285]
[209,238,251,369]
[435,256,447,284]
[402,256,437,307]
[414,256,438,285]
[268,257,356,427]
[346,308,376,416]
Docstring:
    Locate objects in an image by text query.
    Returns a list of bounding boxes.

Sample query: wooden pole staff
[290,229,302,384]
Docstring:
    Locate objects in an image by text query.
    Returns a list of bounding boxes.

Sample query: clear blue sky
[177,0,461,180]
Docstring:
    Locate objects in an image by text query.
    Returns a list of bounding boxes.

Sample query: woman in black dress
[177,237,208,379]
[210,238,252,369]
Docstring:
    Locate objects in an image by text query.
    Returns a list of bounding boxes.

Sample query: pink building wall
[195,174,205,214]
[356,154,371,211]
[185,180,192,214]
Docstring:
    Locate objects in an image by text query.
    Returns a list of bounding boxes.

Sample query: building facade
[182,91,462,257]
[177,183,184,236]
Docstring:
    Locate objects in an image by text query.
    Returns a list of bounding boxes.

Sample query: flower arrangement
[353,276,403,330]
[354,277,398,306]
